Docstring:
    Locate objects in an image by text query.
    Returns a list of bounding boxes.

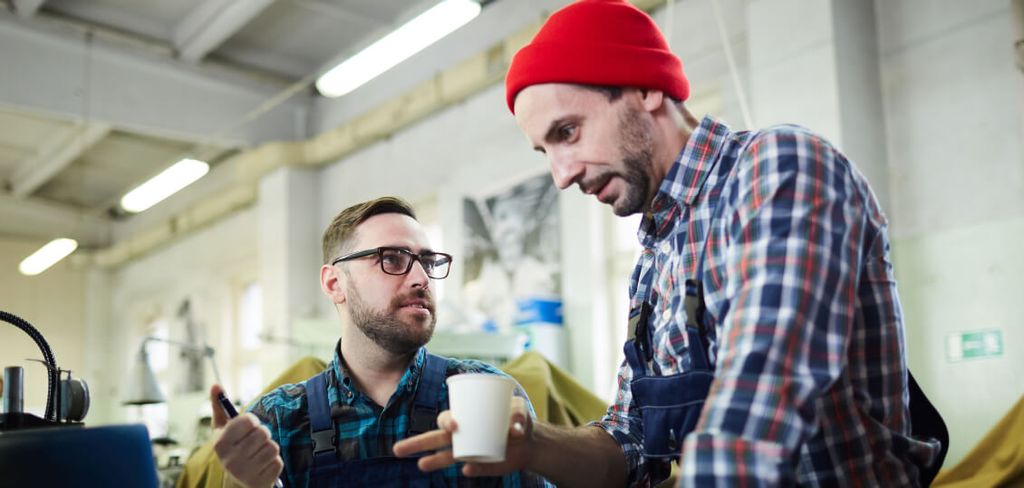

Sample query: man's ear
[639,89,665,113]
[320,264,348,304]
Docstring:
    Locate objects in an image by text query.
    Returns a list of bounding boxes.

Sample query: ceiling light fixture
[19,238,79,276]
[315,0,482,98]
[120,158,210,213]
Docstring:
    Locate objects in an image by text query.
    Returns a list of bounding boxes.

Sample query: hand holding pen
[210,385,286,488]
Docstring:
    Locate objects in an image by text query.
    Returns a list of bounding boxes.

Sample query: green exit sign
[946,329,1004,362]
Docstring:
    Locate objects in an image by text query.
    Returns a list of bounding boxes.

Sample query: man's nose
[549,153,584,190]
[406,258,430,288]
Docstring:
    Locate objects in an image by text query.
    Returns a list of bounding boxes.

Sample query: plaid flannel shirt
[594,116,941,487]
[249,344,553,488]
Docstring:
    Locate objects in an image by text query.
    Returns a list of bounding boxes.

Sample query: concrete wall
[877,0,1024,465]
[894,216,1024,465]
[9,0,1018,470]
[0,237,87,417]
[102,207,258,444]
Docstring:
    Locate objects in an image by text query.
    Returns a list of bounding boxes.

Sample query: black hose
[0,310,57,421]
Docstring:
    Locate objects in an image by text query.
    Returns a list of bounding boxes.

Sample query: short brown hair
[321,196,417,264]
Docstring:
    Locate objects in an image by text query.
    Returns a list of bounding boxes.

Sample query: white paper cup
[446,373,515,463]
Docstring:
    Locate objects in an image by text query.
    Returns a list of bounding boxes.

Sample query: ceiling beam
[12,0,46,18]
[173,0,275,63]
[292,0,389,25]
[95,0,673,267]
[0,193,110,248]
[9,121,111,198]
[33,1,171,39]
[0,12,308,148]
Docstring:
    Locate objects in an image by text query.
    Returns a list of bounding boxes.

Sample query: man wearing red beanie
[397,1,946,487]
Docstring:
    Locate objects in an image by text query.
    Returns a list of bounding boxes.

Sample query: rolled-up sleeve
[680,128,866,486]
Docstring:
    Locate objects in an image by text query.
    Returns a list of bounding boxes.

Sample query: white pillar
[82,267,115,424]
[747,0,891,213]
[832,0,891,214]
[258,167,323,373]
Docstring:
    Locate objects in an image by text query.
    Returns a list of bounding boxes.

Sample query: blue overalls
[621,209,948,485]
[622,276,715,469]
[305,353,449,488]
[621,203,719,481]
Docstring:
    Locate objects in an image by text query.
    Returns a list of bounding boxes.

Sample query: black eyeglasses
[331,247,453,280]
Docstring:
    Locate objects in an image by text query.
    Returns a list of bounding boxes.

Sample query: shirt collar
[330,341,427,405]
[638,115,732,247]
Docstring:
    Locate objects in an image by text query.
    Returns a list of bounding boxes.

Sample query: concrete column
[832,0,891,213]
[747,0,891,212]
[258,167,322,373]
[82,267,114,424]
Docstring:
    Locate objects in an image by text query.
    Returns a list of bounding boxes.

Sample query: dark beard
[348,287,436,356]
[612,106,656,216]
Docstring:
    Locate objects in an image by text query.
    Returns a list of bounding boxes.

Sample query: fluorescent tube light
[315,0,481,98]
[19,238,78,276]
[120,158,209,213]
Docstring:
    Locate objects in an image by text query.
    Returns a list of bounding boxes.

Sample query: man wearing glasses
[210,196,551,487]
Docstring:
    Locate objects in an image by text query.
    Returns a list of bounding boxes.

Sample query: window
[238,361,263,403]
[149,319,170,372]
[135,402,168,440]
[602,212,644,400]
[424,222,446,302]
[609,213,643,345]
[130,317,169,439]
[416,197,445,302]
[238,282,263,350]
[232,281,264,404]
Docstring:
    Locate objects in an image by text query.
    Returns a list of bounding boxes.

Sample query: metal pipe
[3,367,24,414]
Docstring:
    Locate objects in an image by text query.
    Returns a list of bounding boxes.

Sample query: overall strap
[624,302,654,379]
[630,198,723,376]
[306,371,337,467]
[408,353,447,437]
[682,277,712,371]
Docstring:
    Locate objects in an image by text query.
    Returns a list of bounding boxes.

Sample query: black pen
[217,392,285,488]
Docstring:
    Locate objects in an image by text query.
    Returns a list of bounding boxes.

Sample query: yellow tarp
[176,356,328,488]
[500,351,608,426]
[933,393,1024,488]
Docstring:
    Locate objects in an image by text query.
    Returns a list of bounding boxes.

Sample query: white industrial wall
[0,237,87,417]
[877,0,1024,466]
[5,0,1018,470]
[99,207,259,445]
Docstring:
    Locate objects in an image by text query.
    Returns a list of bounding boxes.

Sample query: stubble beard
[611,106,657,217]
[348,286,436,356]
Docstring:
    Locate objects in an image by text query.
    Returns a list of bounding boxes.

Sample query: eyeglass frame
[330,246,453,280]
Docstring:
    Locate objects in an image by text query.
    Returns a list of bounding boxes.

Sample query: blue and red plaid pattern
[594,116,941,487]
[249,344,552,488]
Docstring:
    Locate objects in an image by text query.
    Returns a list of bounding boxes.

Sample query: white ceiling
[0,0,469,249]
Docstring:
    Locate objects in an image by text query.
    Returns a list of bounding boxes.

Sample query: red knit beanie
[505,0,689,113]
